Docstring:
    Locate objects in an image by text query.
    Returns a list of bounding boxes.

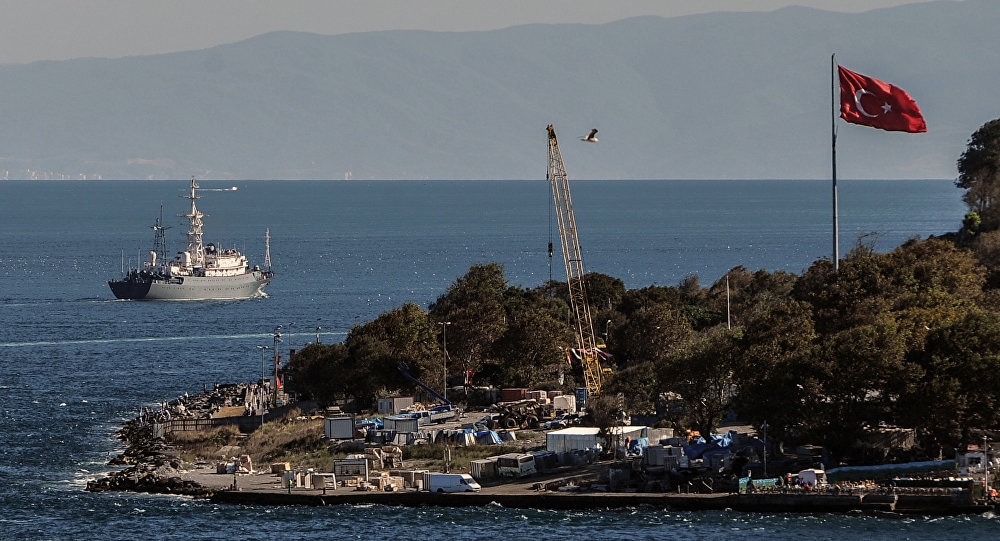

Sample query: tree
[902,309,1000,453]
[583,272,626,312]
[706,266,797,329]
[732,298,819,443]
[814,315,913,456]
[882,237,984,351]
[485,286,573,388]
[658,326,741,439]
[794,242,892,335]
[343,301,440,407]
[957,118,1000,231]
[428,263,510,386]
[615,303,693,366]
[284,342,350,403]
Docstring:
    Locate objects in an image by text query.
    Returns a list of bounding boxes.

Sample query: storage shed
[378,396,415,415]
[546,426,647,453]
[324,415,356,440]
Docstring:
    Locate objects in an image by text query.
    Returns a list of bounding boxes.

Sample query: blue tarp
[627,437,650,455]
[683,430,739,459]
[474,430,503,445]
[355,417,384,430]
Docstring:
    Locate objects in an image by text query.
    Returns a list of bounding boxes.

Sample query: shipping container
[530,450,559,473]
[552,394,576,413]
[383,415,420,433]
[470,458,498,481]
[500,388,528,402]
[324,415,356,440]
[377,396,415,415]
[646,445,685,467]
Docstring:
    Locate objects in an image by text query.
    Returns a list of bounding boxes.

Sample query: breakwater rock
[86,456,213,498]
[86,383,261,497]
[86,423,213,497]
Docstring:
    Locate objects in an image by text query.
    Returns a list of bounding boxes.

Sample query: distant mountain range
[0,0,997,181]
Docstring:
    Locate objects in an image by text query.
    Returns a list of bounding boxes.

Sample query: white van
[797,468,828,488]
[425,473,482,493]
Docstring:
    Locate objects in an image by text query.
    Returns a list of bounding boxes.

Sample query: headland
[86,384,996,516]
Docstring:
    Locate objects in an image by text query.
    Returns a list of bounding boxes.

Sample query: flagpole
[831,53,839,273]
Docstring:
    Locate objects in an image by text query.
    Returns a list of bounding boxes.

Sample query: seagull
[581,128,599,143]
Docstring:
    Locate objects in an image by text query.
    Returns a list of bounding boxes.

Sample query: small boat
[108,177,273,300]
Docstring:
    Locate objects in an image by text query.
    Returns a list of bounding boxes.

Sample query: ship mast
[151,203,170,268]
[182,176,206,267]
[264,228,272,270]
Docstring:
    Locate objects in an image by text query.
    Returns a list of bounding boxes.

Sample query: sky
[0,0,932,64]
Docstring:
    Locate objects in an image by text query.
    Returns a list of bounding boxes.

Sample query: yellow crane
[546,124,604,396]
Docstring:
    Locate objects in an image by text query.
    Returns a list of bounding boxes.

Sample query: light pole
[256,345,270,428]
[272,326,282,404]
[985,434,991,498]
[286,322,295,350]
[438,321,451,401]
[762,420,768,478]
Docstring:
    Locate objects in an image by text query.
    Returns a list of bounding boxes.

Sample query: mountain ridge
[0,0,995,180]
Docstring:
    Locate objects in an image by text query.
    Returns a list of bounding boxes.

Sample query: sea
[0,179,994,540]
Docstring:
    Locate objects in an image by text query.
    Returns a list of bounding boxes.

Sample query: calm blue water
[0,179,991,540]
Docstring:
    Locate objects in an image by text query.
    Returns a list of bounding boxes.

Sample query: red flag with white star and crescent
[838,65,926,133]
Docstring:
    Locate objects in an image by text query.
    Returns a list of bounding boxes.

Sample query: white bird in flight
[581,128,599,143]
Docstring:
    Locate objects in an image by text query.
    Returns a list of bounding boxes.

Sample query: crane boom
[397,363,451,406]
[546,124,603,396]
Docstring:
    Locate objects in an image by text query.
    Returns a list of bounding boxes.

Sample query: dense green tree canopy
[285,120,1000,464]
[957,118,1000,231]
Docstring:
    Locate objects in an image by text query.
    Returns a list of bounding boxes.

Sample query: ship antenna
[181,176,205,268]
[151,203,171,267]
[264,228,272,270]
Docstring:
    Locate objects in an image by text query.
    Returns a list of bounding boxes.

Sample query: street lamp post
[272,326,282,404]
[439,321,451,401]
[985,435,991,498]
[256,345,270,428]
[762,421,768,478]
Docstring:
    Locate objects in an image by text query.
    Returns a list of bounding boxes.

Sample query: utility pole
[256,345,270,428]
[985,434,991,498]
[438,321,451,401]
[272,325,282,404]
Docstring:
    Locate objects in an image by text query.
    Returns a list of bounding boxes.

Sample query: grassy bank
[165,408,547,474]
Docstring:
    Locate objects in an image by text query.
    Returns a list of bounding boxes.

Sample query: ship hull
[109,270,272,301]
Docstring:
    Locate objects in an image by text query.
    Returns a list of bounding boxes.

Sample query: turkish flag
[838,65,926,133]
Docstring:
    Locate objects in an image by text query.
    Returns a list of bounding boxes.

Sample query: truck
[796,468,828,488]
[396,363,459,423]
[425,473,482,493]
[401,404,457,426]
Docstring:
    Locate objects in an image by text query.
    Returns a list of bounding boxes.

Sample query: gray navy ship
[109,178,273,300]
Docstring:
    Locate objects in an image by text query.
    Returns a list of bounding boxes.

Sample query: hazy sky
[0,0,931,64]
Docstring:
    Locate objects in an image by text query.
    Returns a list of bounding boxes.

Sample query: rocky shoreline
[86,383,262,498]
